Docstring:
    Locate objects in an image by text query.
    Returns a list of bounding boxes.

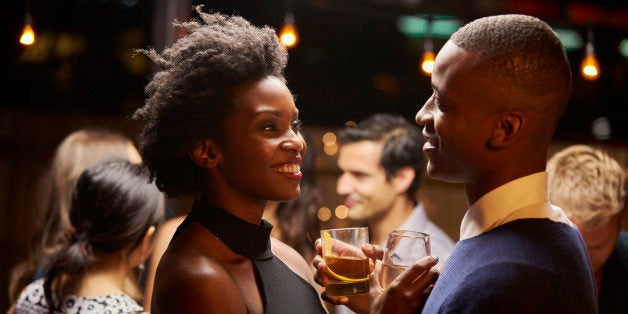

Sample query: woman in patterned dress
[12,158,165,313]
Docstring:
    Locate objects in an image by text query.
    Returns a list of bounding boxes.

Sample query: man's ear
[392,166,416,194]
[488,111,523,149]
[188,139,220,168]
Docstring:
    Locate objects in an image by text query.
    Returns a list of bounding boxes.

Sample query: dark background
[2,0,628,312]
[3,0,628,141]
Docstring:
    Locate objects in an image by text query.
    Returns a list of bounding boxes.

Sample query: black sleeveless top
[173,202,326,314]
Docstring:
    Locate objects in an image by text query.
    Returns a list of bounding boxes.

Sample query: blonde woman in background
[9,128,142,305]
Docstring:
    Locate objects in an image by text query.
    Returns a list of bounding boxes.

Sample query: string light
[420,16,434,75]
[279,13,298,49]
[580,24,600,81]
[19,1,35,46]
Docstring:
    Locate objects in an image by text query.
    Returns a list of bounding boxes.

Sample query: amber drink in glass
[320,227,370,296]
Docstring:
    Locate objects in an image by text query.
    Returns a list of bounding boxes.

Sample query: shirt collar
[397,202,427,233]
[459,172,572,240]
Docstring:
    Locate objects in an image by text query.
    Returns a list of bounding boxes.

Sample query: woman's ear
[127,225,157,269]
[488,111,523,149]
[188,139,220,168]
[138,226,156,263]
[141,226,156,258]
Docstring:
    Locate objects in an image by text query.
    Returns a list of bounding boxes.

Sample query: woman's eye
[261,122,277,132]
[292,119,303,132]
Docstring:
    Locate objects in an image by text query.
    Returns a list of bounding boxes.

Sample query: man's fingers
[321,292,349,305]
[394,256,439,287]
[372,259,383,288]
[411,268,439,309]
[369,257,440,314]
[362,243,384,261]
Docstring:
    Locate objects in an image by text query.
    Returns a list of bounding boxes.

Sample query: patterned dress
[14,278,144,314]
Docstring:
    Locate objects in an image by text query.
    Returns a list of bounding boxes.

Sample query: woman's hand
[312,240,382,313]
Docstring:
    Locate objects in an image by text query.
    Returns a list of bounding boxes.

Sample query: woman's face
[215,76,306,204]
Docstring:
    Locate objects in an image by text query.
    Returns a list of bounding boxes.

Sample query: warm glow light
[580,28,600,81]
[322,132,338,155]
[317,207,332,221]
[421,20,435,76]
[580,43,600,81]
[421,50,435,75]
[20,24,35,46]
[279,24,298,48]
[322,132,337,146]
[335,205,349,219]
[323,143,338,156]
[279,12,298,49]
[581,54,600,80]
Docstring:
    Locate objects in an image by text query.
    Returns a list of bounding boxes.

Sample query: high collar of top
[188,201,274,260]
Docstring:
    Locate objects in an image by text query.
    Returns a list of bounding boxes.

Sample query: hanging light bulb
[19,6,35,46]
[279,13,298,49]
[420,16,434,75]
[421,38,435,75]
[580,25,600,81]
[19,23,35,46]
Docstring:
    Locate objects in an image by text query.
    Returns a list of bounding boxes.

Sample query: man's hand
[371,256,439,314]
[312,237,439,314]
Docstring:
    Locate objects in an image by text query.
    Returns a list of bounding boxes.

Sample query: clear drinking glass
[380,230,430,288]
[320,227,370,296]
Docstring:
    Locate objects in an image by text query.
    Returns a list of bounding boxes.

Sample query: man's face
[574,215,621,274]
[336,141,398,221]
[415,40,499,185]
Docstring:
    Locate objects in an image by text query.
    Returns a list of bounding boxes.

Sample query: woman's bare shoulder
[151,224,247,313]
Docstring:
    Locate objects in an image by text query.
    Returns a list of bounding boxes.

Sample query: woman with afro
[133,5,326,313]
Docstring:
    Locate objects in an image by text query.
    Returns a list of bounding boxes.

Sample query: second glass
[380,230,431,288]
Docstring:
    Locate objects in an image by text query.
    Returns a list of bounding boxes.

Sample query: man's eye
[292,119,303,132]
[434,99,446,111]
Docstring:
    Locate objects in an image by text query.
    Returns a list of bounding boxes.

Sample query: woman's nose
[281,132,306,153]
